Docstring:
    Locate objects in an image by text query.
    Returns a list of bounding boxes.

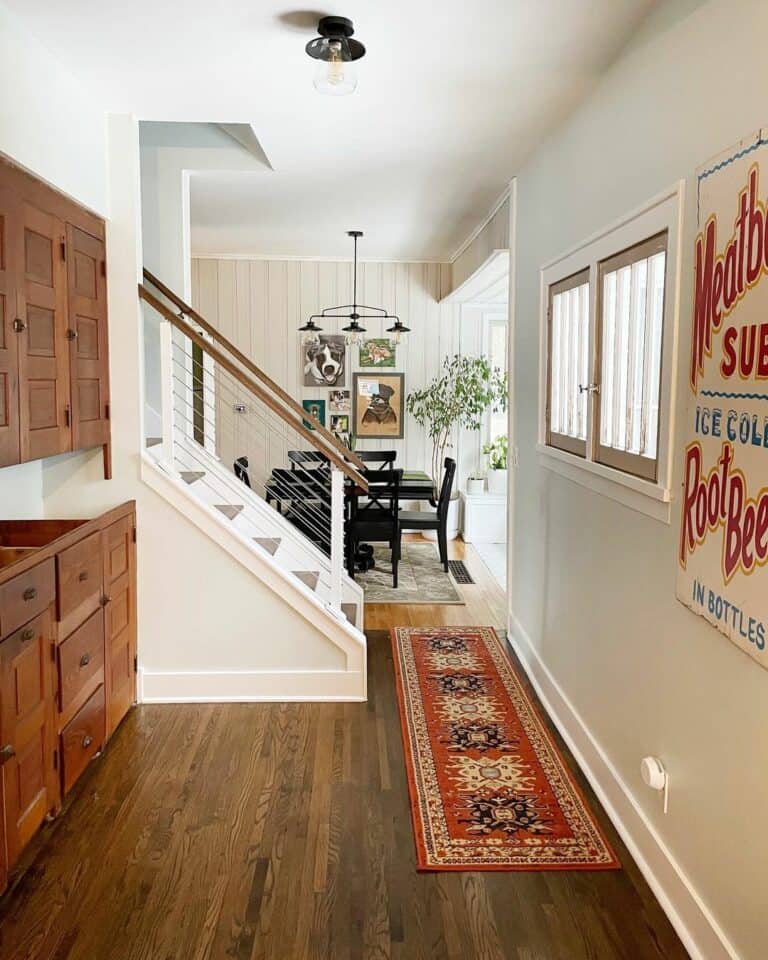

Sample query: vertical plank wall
[191,258,488,492]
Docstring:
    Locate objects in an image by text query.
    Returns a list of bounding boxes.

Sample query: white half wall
[511,1,768,957]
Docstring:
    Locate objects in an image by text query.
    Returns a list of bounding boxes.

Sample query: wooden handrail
[142,268,367,474]
[139,284,369,492]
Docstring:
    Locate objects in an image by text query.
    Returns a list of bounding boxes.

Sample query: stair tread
[215,504,244,521]
[293,570,320,591]
[254,537,281,556]
[342,602,357,625]
[180,471,205,485]
[146,437,162,448]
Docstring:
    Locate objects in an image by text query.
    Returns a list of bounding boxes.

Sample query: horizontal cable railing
[142,268,369,479]
[139,277,360,620]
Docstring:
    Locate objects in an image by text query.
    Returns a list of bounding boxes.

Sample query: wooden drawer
[0,559,55,639]
[57,533,102,638]
[58,609,104,722]
[60,684,104,795]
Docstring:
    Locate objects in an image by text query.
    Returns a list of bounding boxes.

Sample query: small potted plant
[483,434,508,495]
[466,472,485,495]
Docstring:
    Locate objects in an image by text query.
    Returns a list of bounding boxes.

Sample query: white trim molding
[537,183,685,518]
[449,186,511,264]
[141,667,366,702]
[508,612,739,960]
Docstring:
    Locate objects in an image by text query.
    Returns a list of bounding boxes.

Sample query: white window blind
[547,270,590,456]
[597,233,667,480]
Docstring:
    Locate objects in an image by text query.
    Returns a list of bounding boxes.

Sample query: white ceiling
[6,0,659,259]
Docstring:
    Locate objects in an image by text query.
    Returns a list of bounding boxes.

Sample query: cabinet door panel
[0,610,57,866]
[18,203,70,462]
[0,186,20,467]
[66,225,109,452]
[102,516,136,737]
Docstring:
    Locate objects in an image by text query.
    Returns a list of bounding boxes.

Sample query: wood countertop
[0,501,136,587]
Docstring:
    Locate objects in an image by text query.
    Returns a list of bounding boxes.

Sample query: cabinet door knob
[82,735,93,749]
[21,628,35,642]
[65,328,78,341]
[22,586,37,601]
[12,318,26,333]
[79,570,89,582]
[79,652,91,668]
[0,744,16,764]
[100,595,111,607]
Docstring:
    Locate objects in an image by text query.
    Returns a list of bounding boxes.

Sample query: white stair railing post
[330,466,344,614]
[159,319,175,472]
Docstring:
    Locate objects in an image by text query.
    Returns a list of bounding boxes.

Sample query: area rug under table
[391,626,619,871]
[358,542,463,604]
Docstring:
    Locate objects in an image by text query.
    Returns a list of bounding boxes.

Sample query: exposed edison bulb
[314,40,357,96]
[391,329,402,346]
[302,330,320,346]
[345,329,361,346]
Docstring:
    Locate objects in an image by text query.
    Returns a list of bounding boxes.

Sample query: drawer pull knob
[100,595,111,607]
[79,652,91,668]
[0,744,16,764]
[79,570,89,582]
[21,628,34,642]
[23,586,37,601]
[82,735,93,749]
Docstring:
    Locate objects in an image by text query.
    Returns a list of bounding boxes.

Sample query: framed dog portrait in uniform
[353,373,404,439]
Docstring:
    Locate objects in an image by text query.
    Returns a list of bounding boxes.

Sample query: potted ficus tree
[483,434,508,495]
[407,355,507,539]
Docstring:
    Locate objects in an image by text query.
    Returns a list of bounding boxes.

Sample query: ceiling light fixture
[301,231,407,346]
[305,16,366,96]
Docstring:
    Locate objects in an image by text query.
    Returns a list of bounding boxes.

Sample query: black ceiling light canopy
[305,16,366,95]
[300,231,408,346]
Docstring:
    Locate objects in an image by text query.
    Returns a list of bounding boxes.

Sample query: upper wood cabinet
[0,158,111,476]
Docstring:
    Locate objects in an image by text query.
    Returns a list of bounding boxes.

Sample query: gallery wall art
[303,334,346,387]
[359,338,396,368]
[353,372,405,439]
[302,398,326,431]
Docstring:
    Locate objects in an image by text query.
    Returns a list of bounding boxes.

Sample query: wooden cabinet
[0,158,110,475]
[0,502,136,894]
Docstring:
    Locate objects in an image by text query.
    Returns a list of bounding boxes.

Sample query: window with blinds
[544,232,668,481]
[596,233,667,480]
[547,270,590,457]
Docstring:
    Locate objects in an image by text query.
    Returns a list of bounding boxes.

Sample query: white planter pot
[420,496,461,542]
[466,477,485,495]
[487,468,508,496]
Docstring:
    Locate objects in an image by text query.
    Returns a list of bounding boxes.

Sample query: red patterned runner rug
[391,626,619,871]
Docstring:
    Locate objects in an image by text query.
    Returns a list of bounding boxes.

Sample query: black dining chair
[352,450,397,468]
[288,449,329,470]
[346,468,402,587]
[398,457,456,571]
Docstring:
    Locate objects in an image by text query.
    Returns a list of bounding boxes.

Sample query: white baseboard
[508,612,738,960]
[140,666,366,702]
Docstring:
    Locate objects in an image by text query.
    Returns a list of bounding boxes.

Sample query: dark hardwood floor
[0,628,688,960]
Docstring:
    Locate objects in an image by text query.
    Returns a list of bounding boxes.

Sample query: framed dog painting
[303,334,346,387]
[353,373,404,439]
[302,398,326,431]
[359,338,395,368]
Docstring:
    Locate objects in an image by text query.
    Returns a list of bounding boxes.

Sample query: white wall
[0,3,109,518]
[38,115,349,691]
[511,1,768,957]
[450,195,510,295]
[191,257,498,493]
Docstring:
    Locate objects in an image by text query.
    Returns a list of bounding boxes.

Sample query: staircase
[138,272,369,694]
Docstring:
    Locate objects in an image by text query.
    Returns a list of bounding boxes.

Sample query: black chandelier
[299,231,410,346]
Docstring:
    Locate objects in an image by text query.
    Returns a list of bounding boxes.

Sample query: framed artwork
[329,389,351,413]
[302,398,326,431]
[359,338,395,368]
[353,373,405,439]
[302,334,346,387]
[330,413,350,444]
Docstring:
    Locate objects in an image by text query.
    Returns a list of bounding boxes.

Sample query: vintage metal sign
[677,130,768,670]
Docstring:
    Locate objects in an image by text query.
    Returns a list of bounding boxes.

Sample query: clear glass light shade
[313,40,357,95]
[302,330,321,346]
